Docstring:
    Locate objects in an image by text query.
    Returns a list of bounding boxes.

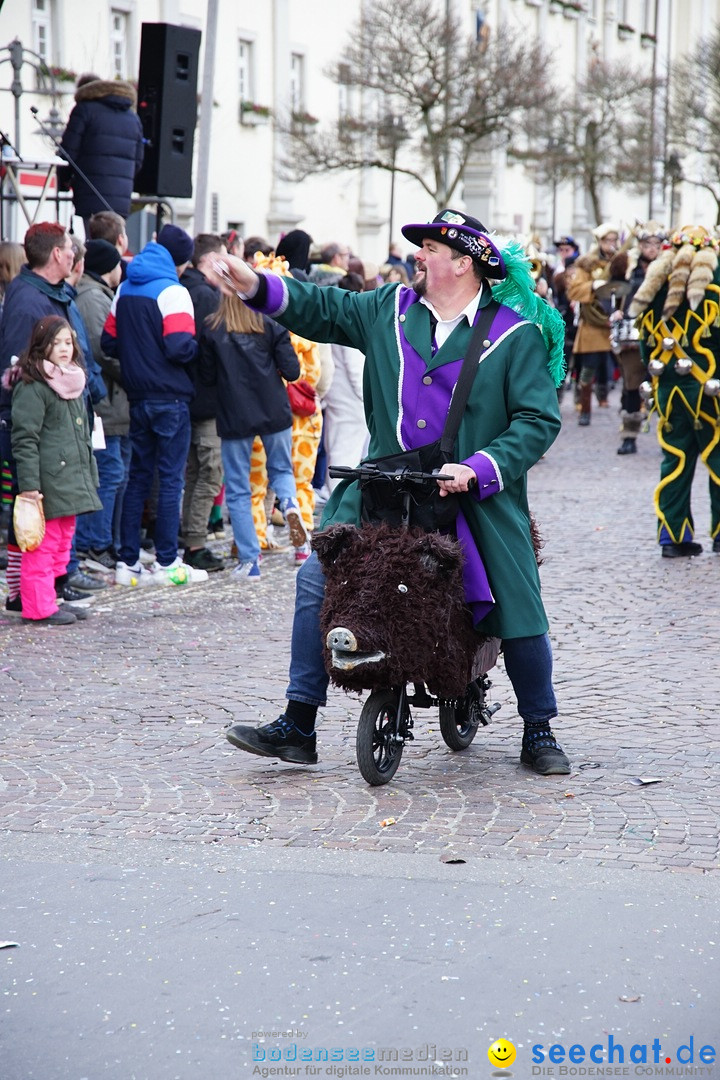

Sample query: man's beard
[411,271,427,297]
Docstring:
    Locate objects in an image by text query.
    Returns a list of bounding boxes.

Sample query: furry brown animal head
[313,523,481,697]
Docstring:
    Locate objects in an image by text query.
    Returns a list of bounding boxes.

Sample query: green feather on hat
[491,240,567,387]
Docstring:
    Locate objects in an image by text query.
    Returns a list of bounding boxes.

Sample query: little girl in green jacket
[10,315,101,625]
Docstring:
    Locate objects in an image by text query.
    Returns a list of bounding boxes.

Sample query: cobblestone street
[2,391,718,874]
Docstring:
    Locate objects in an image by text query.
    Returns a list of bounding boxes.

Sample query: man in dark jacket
[0,222,108,608]
[178,234,226,572]
[102,223,208,586]
[59,74,144,231]
[73,239,126,566]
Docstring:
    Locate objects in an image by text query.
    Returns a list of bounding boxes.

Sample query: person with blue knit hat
[211,207,570,775]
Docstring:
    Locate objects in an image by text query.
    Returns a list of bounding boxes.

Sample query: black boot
[661,542,703,558]
[226,715,318,764]
[521,725,571,775]
[578,383,592,426]
[617,437,637,455]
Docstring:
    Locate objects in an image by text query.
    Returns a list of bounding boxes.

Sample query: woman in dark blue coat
[59,75,144,224]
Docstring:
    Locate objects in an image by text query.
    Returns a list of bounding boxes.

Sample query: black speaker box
[134,23,202,198]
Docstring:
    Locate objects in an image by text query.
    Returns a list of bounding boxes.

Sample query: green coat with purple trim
[256,274,561,639]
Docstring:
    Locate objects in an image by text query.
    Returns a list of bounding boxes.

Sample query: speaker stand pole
[193,0,219,232]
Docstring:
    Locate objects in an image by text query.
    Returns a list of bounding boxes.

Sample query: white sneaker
[150,557,209,585]
[230,559,261,581]
[115,560,156,587]
[294,541,311,564]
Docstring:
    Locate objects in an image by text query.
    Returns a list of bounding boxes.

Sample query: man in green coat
[213,209,570,775]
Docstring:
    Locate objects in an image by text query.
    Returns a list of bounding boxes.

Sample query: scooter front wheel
[356,689,406,785]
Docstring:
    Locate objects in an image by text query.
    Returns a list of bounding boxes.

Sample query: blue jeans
[287,551,558,723]
[112,435,132,551]
[74,435,126,552]
[119,401,191,567]
[222,427,297,563]
[502,633,557,723]
[66,534,80,576]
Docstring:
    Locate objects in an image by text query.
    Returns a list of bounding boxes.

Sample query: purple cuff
[466,451,503,501]
[245,272,289,318]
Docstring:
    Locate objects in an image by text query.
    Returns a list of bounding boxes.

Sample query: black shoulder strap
[440,297,500,456]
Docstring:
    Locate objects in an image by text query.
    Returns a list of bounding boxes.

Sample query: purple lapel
[396,293,523,449]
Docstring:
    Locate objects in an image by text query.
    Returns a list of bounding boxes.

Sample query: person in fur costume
[59,74,144,229]
[629,224,720,557]
[608,221,667,455]
[566,222,620,424]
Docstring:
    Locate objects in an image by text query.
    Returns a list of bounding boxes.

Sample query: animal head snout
[326,627,358,653]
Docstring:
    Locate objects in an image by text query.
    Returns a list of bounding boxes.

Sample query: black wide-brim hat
[401,208,506,279]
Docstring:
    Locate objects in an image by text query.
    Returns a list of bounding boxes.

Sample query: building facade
[1,0,718,259]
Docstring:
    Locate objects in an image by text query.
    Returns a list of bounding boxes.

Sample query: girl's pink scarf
[42,360,86,400]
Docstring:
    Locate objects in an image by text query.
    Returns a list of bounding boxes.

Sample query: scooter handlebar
[328,464,477,486]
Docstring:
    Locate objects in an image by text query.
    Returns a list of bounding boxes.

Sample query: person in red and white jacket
[101,224,208,586]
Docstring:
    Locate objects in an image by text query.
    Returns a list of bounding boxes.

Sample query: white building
[1,0,718,260]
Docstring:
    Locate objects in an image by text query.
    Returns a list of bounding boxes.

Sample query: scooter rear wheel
[356,689,407,786]
[438,678,485,751]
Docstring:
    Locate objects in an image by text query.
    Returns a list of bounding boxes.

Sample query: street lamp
[665,152,683,227]
[546,137,561,244]
[378,113,408,252]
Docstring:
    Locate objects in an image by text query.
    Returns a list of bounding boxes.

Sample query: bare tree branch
[520,59,661,224]
[669,30,720,223]
[277,0,559,209]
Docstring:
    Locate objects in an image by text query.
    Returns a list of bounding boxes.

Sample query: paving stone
[1,395,718,871]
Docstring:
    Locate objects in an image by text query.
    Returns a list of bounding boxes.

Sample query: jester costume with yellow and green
[630,225,720,554]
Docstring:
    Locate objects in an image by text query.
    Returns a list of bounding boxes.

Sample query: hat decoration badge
[401,209,506,279]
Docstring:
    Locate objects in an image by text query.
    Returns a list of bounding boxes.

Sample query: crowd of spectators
[0,204,410,618]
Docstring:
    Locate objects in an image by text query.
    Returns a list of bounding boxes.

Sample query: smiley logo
[488,1038,516,1069]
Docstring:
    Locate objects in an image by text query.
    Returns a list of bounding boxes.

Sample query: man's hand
[205,253,258,297]
[436,463,476,497]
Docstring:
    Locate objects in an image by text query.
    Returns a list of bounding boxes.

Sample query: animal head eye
[397,583,408,593]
